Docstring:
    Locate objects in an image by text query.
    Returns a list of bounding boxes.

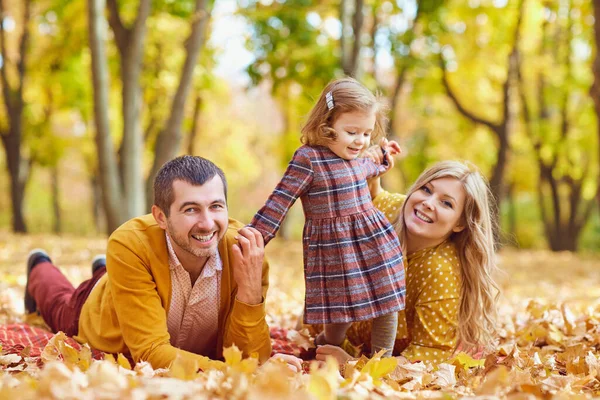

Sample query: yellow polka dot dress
[343,190,461,365]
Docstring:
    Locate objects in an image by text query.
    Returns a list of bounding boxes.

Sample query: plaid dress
[250,145,406,324]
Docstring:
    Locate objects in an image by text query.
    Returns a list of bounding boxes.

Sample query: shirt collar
[165,232,222,278]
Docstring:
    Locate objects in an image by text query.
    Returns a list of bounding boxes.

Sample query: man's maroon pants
[28,261,106,337]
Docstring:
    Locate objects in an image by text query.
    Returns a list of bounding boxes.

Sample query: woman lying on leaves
[303,156,500,366]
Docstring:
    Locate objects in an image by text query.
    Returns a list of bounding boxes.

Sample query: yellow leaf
[286,328,314,351]
[223,345,243,366]
[307,358,339,400]
[546,324,565,345]
[527,300,548,319]
[58,341,80,368]
[103,353,116,364]
[222,344,258,373]
[117,353,132,370]
[361,352,398,382]
[41,331,67,364]
[476,365,509,395]
[450,352,485,370]
[308,374,335,400]
[76,344,93,372]
[169,352,200,381]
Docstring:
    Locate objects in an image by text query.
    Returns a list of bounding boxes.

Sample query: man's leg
[26,251,107,336]
[27,254,76,334]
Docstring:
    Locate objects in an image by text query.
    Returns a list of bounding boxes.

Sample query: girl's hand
[315,344,354,365]
[364,145,385,164]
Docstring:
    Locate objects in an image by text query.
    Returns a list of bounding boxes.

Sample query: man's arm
[107,232,211,369]
[223,226,272,362]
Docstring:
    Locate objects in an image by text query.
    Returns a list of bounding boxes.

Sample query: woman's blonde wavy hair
[301,77,388,146]
[394,161,500,350]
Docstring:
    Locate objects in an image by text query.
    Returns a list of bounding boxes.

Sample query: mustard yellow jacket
[75,214,271,369]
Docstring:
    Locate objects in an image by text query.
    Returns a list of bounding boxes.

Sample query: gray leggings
[318,312,398,357]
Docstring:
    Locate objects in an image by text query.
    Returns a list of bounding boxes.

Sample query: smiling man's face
[159,176,228,262]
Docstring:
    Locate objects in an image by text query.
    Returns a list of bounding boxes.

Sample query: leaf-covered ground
[2,231,600,399]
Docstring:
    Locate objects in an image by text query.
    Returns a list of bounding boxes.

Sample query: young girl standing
[249,77,406,357]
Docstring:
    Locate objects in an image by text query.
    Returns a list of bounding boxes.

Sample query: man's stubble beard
[167,220,218,259]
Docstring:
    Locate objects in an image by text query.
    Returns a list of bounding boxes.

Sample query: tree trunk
[4,134,28,233]
[592,0,600,207]
[517,0,594,252]
[51,165,61,234]
[91,174,106,234]
[87,0,125,233]
[109,0,151,218]
[0,0,31,233]
[388,66,407,137]
[349,0,364,77]
[145,0,212,212]
[488,124,509,202]
[340,0,363,77]
[506,182,517,239]
[187,94,202,155]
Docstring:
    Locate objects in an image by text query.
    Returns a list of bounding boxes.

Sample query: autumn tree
[87,0,212,232]
[0,0,31,232]
[592,0,600,207]
[517,0,597,251]
[439,1,522,203]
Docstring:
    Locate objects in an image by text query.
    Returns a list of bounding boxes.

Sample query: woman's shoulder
[373,190,406,221]
[411,242,460,276]
[425,242,460,274]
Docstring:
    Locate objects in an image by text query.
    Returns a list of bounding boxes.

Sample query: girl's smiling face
[328,109,376,160]
[404,177,467,254]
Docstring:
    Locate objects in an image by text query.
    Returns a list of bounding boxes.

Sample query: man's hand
[264,353,304,373]
[231,227,265,305]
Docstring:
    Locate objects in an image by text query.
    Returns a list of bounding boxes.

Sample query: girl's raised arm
[248,148,314,244]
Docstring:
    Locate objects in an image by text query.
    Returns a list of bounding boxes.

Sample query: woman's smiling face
[403,177,467,254]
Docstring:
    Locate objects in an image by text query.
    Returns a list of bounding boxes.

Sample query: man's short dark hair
[153,156,227,216]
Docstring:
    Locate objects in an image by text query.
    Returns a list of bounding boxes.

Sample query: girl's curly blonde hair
[301,77,389,146]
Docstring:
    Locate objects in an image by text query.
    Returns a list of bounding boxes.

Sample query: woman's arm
[368,176,384,199]
[402,252,461,364]
[401,298,459,364]
[364,140,400,200]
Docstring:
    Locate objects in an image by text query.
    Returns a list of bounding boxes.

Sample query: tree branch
[146,0,212,195]
[106,0,129,56]
[16,0,31,103]
[187,93,202,155]
[387,65,407,136]
[129,0,151,61]
[439,56,501,134]
[349,0,364,77]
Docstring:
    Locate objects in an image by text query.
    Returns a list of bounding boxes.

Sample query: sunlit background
[0,0,598,252]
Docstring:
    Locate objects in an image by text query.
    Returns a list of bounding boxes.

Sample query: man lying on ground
[24,156,280,369]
